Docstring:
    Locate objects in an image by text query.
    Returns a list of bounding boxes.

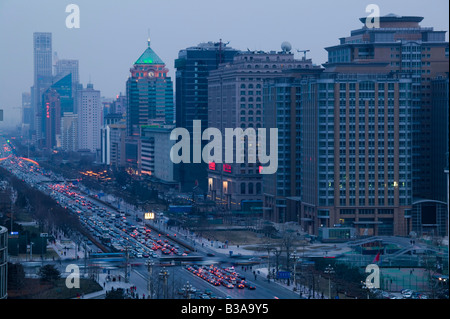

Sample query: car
[248,285,256,290]
[401,289,413,298]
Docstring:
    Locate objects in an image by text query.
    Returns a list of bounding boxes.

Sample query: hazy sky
[0,0,448,128]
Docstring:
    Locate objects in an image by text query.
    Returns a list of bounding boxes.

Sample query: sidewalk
[75,272,146,299]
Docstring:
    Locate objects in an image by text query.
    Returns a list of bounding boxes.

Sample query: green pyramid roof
[135,44,165,65]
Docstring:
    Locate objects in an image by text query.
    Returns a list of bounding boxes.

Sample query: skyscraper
[174,41,240,192]
[324,14,449,202]
[31,32,53,135]
[77,83,101,152]
[41,88,61,149]
[55,59,79,84]
[126,39,174,137]
[207,48,307,210]
[263,64,323,224]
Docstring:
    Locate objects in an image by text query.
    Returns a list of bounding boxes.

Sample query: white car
[401,289,413,298]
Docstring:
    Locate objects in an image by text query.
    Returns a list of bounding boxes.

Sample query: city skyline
[0,0,449,128]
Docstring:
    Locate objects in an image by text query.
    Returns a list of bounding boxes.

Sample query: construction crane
[297,49,310,60]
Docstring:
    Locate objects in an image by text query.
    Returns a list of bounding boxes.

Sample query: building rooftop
[134,40,165,65]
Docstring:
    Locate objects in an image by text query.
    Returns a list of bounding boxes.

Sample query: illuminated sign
[209,162,216,170]
[46,102,50,119]
[144,212,155,220]
[223,164,231,173]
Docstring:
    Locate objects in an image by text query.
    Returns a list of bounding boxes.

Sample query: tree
[105,287,126,299]
[38,264,61,285]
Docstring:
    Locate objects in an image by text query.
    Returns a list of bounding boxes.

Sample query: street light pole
[325,264,335,299]
[147,260,154,299]
[159,267,169,299]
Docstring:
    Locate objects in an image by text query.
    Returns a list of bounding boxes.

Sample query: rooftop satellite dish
[281,41,292,52]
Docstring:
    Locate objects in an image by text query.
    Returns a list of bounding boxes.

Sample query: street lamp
[324,264,335,299]
[183,281,193,299]
[159,267,170,299]
[146,259,154,299]
[290,250,299,294]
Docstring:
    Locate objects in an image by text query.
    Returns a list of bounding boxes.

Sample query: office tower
[263,65,323,224]
[41,88,61,149]
[61,112,78,152]
[113,93,127,114]
[21,92,32,138]
[310,75,414,236]
[55,59,79,84]
[51,73,73,114]
[324,14,449,202]
[430,77,449,204]
[207,48,307,210]
[126,39,174,137]
[109,121,127,169]
[175,41,240,192]
[33,32,52,85]
[101,111,125,165]
[21,92,32,125]
[140,125,176,183]
[32,32,53,134]
[100,125,111,165]
[77,83,101,152]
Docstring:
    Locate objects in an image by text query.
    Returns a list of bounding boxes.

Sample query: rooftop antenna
[147,29,151,47]
[297,49,310,60]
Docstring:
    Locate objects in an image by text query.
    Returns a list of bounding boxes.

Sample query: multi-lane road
[1,136,302,299]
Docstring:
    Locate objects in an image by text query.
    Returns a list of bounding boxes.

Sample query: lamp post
[159,267,169,299]
[290,250,299,295]
[146,259,154,299]
[184,281,193,299]
[324,264,335,299]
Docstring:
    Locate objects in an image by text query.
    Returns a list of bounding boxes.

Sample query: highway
[1,136,303,299]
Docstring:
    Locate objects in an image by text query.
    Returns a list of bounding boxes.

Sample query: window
[240,183,246,195]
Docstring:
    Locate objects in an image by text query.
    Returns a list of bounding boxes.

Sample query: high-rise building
[174,41,240,192]
[207,48,308,210]
[33,32,53,85]
[109,121,127,169]
[61,112,78,152]
[21,92,32,138]
[126,39,174,137]
[324,14,449,203]
[140,125,176,183]
[77,83,101,152]
[55,59,79,84]
[31,32,53,134]
[41,88,61,149]
[430,76,449,204]
[263,65,323,224]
